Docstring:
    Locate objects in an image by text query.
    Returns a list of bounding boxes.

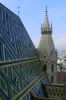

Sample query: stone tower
[38,7,57,83]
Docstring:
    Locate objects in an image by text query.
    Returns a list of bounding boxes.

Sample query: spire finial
[46,6,47,13]
[41,6,52,34]
[17,6,20,17]
[45,6,48,17]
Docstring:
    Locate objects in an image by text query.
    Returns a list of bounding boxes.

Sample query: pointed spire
[44,6,50,30]
[46,6,48,13]
[41,6,52,34]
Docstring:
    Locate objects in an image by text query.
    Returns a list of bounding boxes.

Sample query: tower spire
[41,6,52,34]
[38,5,57,83]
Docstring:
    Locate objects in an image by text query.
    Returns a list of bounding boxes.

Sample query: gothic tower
[38,7,57,83]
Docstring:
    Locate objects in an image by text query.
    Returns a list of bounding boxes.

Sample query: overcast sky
[0,0,66,50]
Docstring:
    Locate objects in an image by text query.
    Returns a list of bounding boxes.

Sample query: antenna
[17,6,20,17]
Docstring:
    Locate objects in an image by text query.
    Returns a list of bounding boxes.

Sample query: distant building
[38,7,57,83]
[57,57,66,71]
[57,57,66,83]
[57,50,66,58]
[57,71,66,83]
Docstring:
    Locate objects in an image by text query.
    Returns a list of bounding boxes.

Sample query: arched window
[51,76,54,83]
[52,64,54,72]
[43,64,47,72]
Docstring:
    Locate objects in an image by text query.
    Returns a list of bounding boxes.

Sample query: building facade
[38,7,57,83]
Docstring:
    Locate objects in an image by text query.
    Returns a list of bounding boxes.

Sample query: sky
[0,0,66,51]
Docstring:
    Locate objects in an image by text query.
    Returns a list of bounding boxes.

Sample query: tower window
[52,64,54,72]
[43,64,47,72]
